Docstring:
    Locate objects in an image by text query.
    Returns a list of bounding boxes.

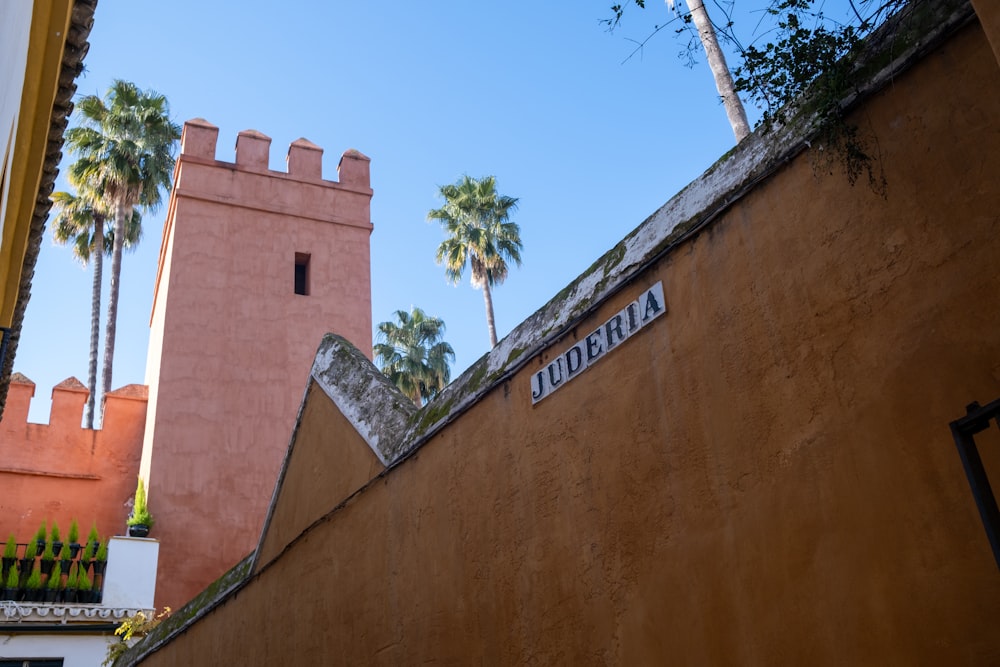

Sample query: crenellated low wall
[0,374,146,544]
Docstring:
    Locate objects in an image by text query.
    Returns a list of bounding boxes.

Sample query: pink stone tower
[141,119,373,608]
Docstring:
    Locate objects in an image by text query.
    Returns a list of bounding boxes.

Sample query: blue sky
[15,1,853,423]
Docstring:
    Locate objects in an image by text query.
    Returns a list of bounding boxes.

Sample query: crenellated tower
[141,119,373,608]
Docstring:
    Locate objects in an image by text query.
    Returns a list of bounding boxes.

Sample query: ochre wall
[0,376,145,544]
[135,18,1000,666]
[140,120,374,609]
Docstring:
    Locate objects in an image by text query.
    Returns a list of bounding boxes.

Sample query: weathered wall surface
[140,120,374,609]
[0,375,146,542]
[129,11,1000,666]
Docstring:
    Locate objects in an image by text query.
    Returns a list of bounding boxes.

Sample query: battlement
[2,373,147,432]
[178,118,371,190]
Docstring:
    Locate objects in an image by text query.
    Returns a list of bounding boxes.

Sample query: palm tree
[428,175,522,348]
[375,307,455,407]
[51,179,142,429]
[64,80,180,416]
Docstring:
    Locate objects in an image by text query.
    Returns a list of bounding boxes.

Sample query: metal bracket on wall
[950,398,1000,570]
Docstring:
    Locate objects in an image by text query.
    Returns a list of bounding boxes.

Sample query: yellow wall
[0,0,73,328]
[130,14,1000,667]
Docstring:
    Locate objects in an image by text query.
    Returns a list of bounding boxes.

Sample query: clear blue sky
[15,0,855,423]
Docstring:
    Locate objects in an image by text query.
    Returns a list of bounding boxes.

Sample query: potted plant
[20,538,37,578]
[45,562,61,603]
[49,521,62,559]
[65,562,78,604]
[3,561,19,601]
[127,476,154,537]
[58,542,72,575]
[2,534,16,581]
[86,522,99,557]
[40,539,55,577]
[92,539,108,576]
[68,519,81,558]
[24,565,41,602]
[77,567,93,604]
[80,539,94,576]
[34,522,46,554]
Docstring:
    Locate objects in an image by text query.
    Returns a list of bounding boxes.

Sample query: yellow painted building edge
[0,0,74,327]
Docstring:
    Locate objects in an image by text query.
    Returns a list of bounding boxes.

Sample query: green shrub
[68,519,80,544]
[3,535,16,559]
[50,522,60,543]
[95,540,108,562]
[59,542,71,560]
[87,522,99,548]
[127,476,155,528]
[42,540,55,561]
[47,568,61,590]
[78,568,92,592]
[23,539,37,560]
[25,566,41,590]
[4,564,18,589]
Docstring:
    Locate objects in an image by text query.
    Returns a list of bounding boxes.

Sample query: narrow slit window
[294,253,310,295]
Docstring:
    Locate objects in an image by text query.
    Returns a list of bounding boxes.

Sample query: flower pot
[92,561,106,576]
[1,587,14,601]
[19,558,33,576]
[68,543,81,559]
[35,539,45,554]
[40,559,54,577]
[128,524,150,538]
[43,588,57,604]
[1,557,15,579]
[51,541,63,557]
[59,559,71,575]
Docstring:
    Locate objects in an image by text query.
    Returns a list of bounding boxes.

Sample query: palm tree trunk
[99,201,128,421]
[84,218,104,429]
[482,283,498,348]
[685,0,751,143]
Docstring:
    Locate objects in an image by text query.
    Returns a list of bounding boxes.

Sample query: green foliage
[78,568,93,592]
[34,522,46,543]
[87,522,100,547]
[428,175,522,290]
[42,540,55,562]
[83,538,98,563]
[59,542,71,561]
[104,607,172,667]
[96,540,108,562]
[68,519,80,544]
[375,307,455,406]
[730,0,896,192]
[67,563,79,589]
[24,539,37,560]
[25,566,41,590]
[3,535,16,559]
[127,476,155,528]
[47,568,62,590]
[4,564,18,589]
[50,522,61,544]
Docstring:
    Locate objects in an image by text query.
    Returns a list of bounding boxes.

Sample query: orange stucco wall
[140,120,374,609]
[131,14,1000,666]
[0,376,145,544]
